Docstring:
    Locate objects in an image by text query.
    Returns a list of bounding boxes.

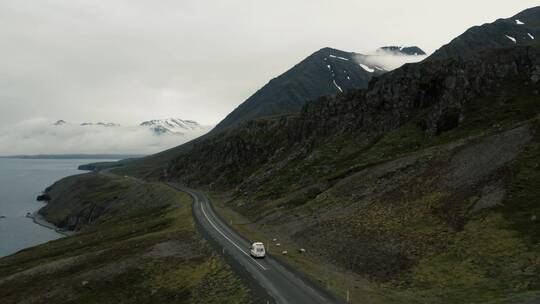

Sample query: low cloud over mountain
[0,118,211,155]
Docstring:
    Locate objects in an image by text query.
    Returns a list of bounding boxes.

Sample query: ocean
[0,158,115,258]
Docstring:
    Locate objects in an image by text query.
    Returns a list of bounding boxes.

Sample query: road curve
[167,183,342,304]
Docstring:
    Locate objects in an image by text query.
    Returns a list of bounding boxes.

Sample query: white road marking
[199,199,267,271]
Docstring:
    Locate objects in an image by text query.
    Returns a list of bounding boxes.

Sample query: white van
[250,242,266,258]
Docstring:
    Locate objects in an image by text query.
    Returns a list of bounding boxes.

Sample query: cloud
[0,119,211,155]
[0,0,537,130]
[353,50,428,71]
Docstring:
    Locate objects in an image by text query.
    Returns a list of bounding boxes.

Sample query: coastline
[26,211,74,237]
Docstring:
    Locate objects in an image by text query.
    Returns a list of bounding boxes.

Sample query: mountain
[80,122,120,127]
[211,46,429,134]
[158,44,540,303]
[52,118,209,136]
[108,46,424,175]
[107,7,540,303]
[21,6,540,303]
[377,46,426,56]
[210,47,386,133]
[139,118,207,135]
[429,6,540,60]
[164,45,540,187]
[23,118,212,155]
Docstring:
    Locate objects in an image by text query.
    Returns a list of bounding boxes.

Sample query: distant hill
[0,154,143,160]
[52,118,210,136]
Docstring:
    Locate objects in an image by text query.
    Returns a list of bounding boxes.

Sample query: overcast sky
[0,0,537,129]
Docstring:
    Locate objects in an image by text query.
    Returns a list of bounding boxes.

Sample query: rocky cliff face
[167,46,540,188]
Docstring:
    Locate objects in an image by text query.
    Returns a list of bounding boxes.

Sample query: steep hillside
[166,45,540,187]
[211,47,385,133]
[0,173,255,303]
[429,6,540,60]
[160,44,540,303]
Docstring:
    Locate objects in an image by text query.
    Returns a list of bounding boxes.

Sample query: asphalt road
[167,183,342,304]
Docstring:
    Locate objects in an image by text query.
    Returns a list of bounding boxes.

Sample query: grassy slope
[0,174,253,304]
[208,85,540,303]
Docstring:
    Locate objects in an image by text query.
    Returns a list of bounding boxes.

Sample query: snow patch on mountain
[139,118,208,135]
[516,19,525,25]
[505,35,517,43]
[332,80,343,92]
[329,54,349,61]
[359,63,375,73]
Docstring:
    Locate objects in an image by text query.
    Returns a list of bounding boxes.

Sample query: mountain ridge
[429,6,540,60]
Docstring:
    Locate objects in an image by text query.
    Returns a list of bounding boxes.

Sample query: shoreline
[26,211,74,237]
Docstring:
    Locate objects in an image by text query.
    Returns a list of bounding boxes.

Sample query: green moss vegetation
[0,175,253,304]
[502,119,540,244]
[209,86,540,303]
[407,213,536,303]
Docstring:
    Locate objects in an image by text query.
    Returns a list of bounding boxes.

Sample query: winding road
[167,183,342,304]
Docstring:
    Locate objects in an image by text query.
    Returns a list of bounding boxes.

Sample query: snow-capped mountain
[139,118,207,135]
[80,122,120,127]
[7,118,214,155]
[52,118,210,136]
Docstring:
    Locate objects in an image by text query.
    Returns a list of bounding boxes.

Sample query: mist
[354,49,428,71]
[0,119,211,156]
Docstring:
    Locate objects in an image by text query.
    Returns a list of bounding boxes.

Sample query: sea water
[0,158,114,257]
